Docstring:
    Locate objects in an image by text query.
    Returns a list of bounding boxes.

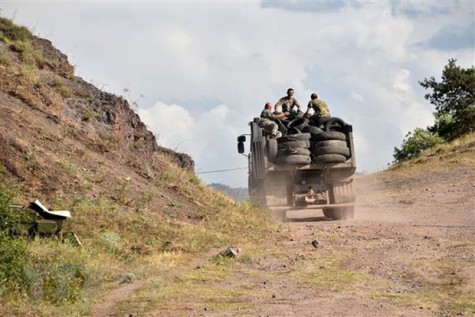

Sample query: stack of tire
[274,131,311,165]
[273,116,351,165]
[311,131,349,163]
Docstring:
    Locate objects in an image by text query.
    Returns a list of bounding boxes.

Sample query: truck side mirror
[237,142,245,154]
[237,135,246,142]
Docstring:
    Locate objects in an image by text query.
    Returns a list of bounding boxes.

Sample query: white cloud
[1,0,473,187]
[138,101,247,186]
[393,69,412,94]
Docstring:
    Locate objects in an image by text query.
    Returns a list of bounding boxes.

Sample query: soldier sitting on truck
[260,102,289,138]
[304,93,331,126]
[274,88,301,114]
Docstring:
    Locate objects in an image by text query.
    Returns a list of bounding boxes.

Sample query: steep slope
[0,18,274,316]
[0,18,194,205]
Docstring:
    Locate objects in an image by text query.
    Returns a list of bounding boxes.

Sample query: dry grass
[387,132,475,176]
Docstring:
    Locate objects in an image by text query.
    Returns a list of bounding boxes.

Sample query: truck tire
[287,117,308,130]
[313,145,350,158]
[324,117,347,132]
[313,154,347,163]
[276,155,311,165]
[277,140,310,150]
[312,140,347,149]
[277,147,311,157]
[313,131,346,142]
[303,126,323,135]
[276,119,288,135]
[322,207,354,220]
[279,132,311,142]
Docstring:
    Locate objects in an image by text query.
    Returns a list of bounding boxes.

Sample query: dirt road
[94,169,475,316]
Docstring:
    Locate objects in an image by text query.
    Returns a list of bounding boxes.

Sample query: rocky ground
[92,168,475,317]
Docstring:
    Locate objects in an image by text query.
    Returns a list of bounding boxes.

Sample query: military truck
[237,115,356,220]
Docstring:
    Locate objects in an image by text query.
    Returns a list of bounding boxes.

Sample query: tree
[393,128,444,163]
[419,59,475,140]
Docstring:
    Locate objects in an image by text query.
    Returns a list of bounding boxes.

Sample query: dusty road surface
[94,169,475,316]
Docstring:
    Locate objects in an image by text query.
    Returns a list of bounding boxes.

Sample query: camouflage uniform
[260,109,279,135]
[308,99,331,118]
[275,97,301,113]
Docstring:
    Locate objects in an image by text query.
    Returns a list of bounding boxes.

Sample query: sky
[1,0,474,187]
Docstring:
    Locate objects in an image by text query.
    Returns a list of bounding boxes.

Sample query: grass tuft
[0,18,32,42]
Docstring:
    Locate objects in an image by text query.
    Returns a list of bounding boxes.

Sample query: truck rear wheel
[322,206,354,220]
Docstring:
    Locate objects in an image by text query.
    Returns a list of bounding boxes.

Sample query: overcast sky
[1,1,474,187]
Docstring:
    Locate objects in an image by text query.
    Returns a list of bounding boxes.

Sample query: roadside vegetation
[393,59,475,164]
[0,167,275,316]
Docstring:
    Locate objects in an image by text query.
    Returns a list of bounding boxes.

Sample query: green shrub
[99,231,122,254]
[9,41,27,53]
[24,262,87,303]
[0,188,29,235]
[0,189,29,294]
[393,128,444,163]
[0,18,32,42]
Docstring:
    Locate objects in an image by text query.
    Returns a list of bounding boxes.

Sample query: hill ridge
[0,18,195,206]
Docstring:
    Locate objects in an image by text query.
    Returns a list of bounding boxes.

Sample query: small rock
[120,273,136,284]
[219,246,241,258]
[311,240,320,248]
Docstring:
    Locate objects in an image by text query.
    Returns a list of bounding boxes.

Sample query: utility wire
[196,167,248,174]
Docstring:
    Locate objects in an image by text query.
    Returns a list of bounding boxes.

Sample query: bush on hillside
[393,128,444,163]
[0,189,29,294]
[0,17,32,42]
[393,59,474,163]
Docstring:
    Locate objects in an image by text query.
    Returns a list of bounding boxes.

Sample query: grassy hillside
[388,132,475,174]
[0,17,275,316]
